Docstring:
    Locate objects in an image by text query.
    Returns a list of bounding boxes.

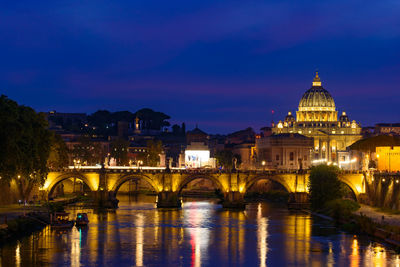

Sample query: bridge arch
[111,174,159,196]
[338,175,361,201]
[177,174,225,194]
[244,174,293,194]
[47,173,96,197]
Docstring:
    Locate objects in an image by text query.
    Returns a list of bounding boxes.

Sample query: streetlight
[262,160,266,171]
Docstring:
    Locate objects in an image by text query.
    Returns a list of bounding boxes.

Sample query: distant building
[271,72,362,165]
[184,142,215,168]
[186,126,209,145]
[256,133,313,170]
[225,127,255,145]
[117,121,130,138]
[183,127,215,168]
[375,123,400,136]
[232,142,256,170]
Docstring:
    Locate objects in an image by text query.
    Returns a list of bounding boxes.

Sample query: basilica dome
[298,72,335,112]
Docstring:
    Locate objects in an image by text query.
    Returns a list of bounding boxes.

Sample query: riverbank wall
[307,207,400,249]
[0,212,49,246]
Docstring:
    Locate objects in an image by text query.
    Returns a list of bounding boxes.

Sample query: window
[304,155,307,160]
[276,155,280,161]
[290,152,294,161]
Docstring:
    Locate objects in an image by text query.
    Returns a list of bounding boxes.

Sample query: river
[0,195,399,266]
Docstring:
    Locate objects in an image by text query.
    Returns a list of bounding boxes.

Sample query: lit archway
[48,173,95,198]
[177,174,225,200]
[111,174,159,197]
[338,176,360,201]
[245,175,293,194]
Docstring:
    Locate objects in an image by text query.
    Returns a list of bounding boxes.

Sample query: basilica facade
[272,72,362,166]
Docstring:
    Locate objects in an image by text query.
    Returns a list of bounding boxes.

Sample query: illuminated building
[376,146,400,172]
[375,123,400,136]
[256,133,313,170]
[183,127,215,168]
[272,72,362,165]
[184,142,215,168]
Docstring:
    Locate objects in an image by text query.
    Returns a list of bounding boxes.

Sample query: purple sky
[1,0,400,133]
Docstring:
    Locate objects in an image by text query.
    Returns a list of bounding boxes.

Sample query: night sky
[1,0,399,133]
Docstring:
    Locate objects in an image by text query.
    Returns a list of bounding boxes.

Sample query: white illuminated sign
[185,150,210,168]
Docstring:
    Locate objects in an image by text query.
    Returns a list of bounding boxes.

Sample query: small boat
[75,213,89,226]
[51,212,74,229]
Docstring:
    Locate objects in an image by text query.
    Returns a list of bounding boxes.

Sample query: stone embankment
[0,212,50,246]
[354,205,400,247]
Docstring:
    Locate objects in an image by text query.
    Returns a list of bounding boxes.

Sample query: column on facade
[327,139,331,162]
[318,138,322,160]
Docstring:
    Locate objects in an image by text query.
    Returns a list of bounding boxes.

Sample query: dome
[284,111,295,122]
[339,111,349,122]
[298,72,336,112]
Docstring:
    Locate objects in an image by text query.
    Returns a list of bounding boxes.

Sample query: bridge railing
[47,165,367,175]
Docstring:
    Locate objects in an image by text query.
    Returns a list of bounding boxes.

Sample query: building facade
[256,133,313,170]
[376,146,400,172]
[375,123,400,136]
[272,72,363,165]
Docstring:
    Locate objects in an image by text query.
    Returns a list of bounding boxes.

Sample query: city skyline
[1,0,400,133]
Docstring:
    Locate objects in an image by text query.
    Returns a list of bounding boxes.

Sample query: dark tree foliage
[215,150,241,170]
[112,111,135,122]
[87,110,115,137]
[47,133,69,169]
[147,140,163,166]
[0,95,52,200]
[110,138,130,165]
[85,109,170,137]
[172,124,181,135]
[137,140,163,166]
[308,164,344,210]
[135,108,170,130]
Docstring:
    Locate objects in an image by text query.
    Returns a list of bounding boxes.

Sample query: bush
[324,199,360,221]
[308,165,343,210]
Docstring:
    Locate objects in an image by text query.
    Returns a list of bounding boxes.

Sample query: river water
[1,195,399,266]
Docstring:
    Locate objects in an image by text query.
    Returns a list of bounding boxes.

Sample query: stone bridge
[42,167,366,208]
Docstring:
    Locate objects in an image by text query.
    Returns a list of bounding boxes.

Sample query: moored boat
[75,213,89,226]
[50,212,74,229]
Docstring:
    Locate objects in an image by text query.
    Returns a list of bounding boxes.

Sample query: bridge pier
[156,191,181,208]
[287,192,310,209]
[222,192,246,209]
[95,190,119,209]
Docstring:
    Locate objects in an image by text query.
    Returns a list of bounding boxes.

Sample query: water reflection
[184,202,211,267]
[15,242,20,267]
[136,214,144,267]
[350,238,359,267]
[70,227,81,267]
[1,197,400,266]
[257,204,268,267]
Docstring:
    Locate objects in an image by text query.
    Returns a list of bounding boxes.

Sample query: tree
[110,138,130,165]
[215,150,241,170]
[308,165,343,210]
[134,108,170,131]
[0,95,52,200]
[172,124,181,135]
[144,140,163,166]
[47,133,69,169]
[87,110,114,137]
